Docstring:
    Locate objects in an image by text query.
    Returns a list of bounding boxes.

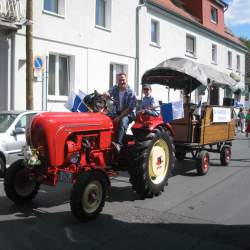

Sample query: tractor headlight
[23,146,41,166]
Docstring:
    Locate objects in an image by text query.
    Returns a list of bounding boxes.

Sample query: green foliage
[240,37,250,51]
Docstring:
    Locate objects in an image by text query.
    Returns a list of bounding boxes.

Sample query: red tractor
[4,92,175,222]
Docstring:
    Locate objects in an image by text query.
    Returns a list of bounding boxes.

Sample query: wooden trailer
[141,57,240,175]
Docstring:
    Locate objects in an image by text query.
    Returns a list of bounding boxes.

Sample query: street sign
[33,56,44,71]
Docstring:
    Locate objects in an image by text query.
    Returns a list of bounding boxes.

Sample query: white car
[0,111,38,177]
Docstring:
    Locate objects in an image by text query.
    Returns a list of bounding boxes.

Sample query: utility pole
[26,0,33,109]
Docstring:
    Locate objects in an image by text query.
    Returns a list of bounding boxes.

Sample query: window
[228,51,232,69]
[211,6,218,23]
[48,54,70,97]
[109,63,128,89]
[212,44,217,64]
[151,19,160,45]
[95,0,111,29]
[44,0,58,13]
[15,114,36,130]
[186,34,196,57]
[236,55,240,71]
[43,0,65,16]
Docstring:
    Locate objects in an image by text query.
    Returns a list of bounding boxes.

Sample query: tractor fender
[164,123,175,137]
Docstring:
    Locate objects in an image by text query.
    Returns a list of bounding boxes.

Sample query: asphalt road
[0,133,250,250]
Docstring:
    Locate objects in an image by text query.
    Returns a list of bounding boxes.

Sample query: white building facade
[0,0,247,111]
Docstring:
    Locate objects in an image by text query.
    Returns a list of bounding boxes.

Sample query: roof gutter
[146,1,247,52]
[135,0,147,95]
[214,0,228,11]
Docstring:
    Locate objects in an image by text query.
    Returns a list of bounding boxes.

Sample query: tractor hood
[29,112,113,166]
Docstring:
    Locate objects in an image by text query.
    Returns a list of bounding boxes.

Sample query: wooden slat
[203,124,229,144]
[200,106,235,144]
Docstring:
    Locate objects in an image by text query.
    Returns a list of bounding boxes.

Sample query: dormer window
[211,6,218,24]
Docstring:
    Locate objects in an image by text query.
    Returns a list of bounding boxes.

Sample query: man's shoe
[111,142,121,154]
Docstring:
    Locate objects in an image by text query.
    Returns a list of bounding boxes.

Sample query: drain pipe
[10,32,16,110]
[135,0,146,95]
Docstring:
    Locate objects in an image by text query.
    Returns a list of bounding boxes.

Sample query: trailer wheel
[220,146,231,166]
[70,171,108,222]
[196,151,210,176]
[129,127,175,198]
[4,160,40,204]
[175,149,186,161]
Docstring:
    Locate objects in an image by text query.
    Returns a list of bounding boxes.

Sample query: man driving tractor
[104,73,137,153]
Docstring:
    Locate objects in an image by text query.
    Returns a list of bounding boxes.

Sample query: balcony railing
[0,0,25,23]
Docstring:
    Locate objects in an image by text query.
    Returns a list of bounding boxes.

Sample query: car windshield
[0,114,18,133]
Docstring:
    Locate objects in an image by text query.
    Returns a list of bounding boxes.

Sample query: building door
[0,37,8,111]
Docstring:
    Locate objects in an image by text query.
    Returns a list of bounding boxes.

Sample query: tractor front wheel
[4,160,40,204]
[70,171,108,222]
[129,127,175,198]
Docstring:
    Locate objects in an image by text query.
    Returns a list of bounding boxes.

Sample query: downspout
[135,0,146,95]
[10,32,16,110]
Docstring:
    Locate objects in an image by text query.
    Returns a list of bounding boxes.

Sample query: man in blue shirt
[105,73,137,152]
[141,84,160,116]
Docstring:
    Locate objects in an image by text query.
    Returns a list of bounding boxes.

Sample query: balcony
[0,0,25,32]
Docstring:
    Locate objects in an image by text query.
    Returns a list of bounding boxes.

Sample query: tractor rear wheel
[70,171,108,222]
[220,146,231,166]
[4,160,40,204]
[129,127,175,198]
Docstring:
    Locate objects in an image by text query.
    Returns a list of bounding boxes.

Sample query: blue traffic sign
[34,56,44,70]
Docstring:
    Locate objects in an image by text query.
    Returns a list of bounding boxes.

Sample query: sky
[224,0,250,39]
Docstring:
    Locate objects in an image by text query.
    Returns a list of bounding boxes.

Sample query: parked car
[0,111,38,177]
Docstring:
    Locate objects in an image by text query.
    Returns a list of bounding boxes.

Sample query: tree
[240,37,250,51]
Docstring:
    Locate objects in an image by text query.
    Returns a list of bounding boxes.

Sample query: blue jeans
[116,116,130,145]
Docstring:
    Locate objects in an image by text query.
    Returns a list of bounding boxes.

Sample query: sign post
[33,55,47,110]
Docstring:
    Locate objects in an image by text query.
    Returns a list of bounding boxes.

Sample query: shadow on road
[171,159,198,177]
[107,186,140,202]
[0,212,249,250]
[0,181,140,218]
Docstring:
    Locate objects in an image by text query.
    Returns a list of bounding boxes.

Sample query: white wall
[18,0,137,58]
[14,0,138,110]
